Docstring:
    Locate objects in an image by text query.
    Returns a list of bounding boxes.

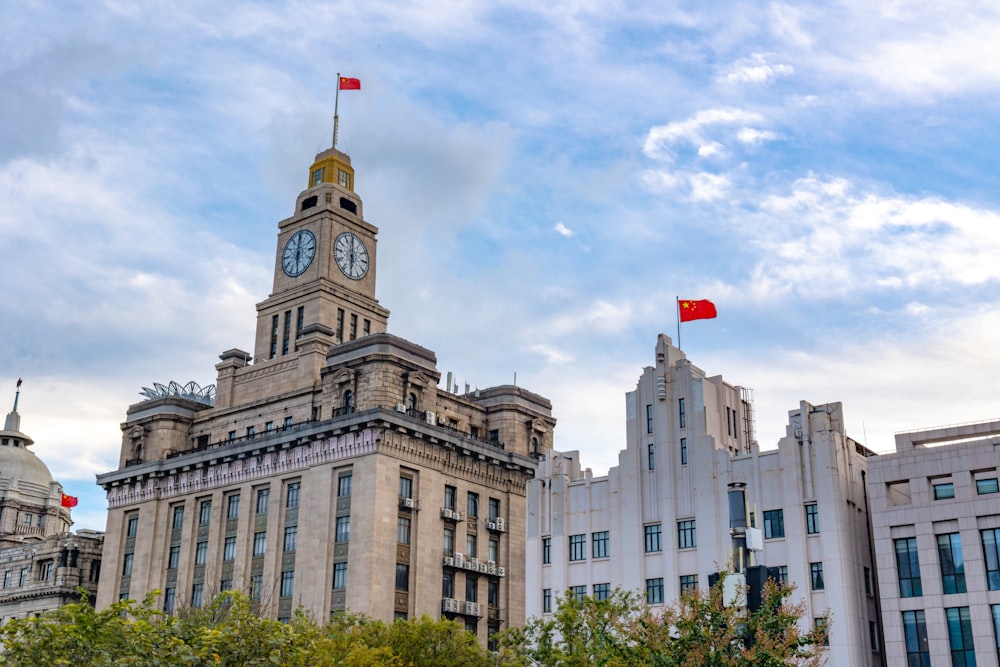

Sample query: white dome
[0,427,54,495]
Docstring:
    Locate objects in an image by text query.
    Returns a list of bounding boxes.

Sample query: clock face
[281,230,317,277]
[334,232,369,280]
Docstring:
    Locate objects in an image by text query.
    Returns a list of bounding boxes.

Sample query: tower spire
[12,378,21,413]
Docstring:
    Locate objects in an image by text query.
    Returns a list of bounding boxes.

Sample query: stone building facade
[527,334,883,666]
[95,146,555,646]
[869,419,1000,665]
[0,394,104,622]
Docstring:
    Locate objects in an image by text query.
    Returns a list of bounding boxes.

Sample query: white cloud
[689,172,730,202]
[721,53,795,85]
[644,108,765,161]
[736,128,778,145]
[554,222,575,237]
[698,141,725,158]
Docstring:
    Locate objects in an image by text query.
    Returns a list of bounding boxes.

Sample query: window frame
[678,519,696,549]
[644,523,662,553]
[592,531,610,559]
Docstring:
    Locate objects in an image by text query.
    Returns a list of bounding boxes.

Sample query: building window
[199,500,212,525]
[168,545,180,569]
[220,578,233,591]
[895,537,923,597]
[295,305,304,340]
[265,421,273,432]
[937,533,966,594]
[282,310,291,354]
[646,404,653,433]
[678,398,686,429]
[442,571,454,599]
[646,578,664,604]
[467,533,478,558]
[542,537,551,564]
[253,532,267,556]
[864,567,873,596]
[680,437,687,465]
[286,482,300,508]
[542,588,552,613]
[246,425,255,438]
[978,478,1000,495]
[399,476,413,500]
[763,509,784,539]
[256,488,270,515]
[223,536,236,562]
[569,534,586,561]
[465,575,478,602]
[946,607,976,665]
[333,562,347,590]
[647,444,655,470]
[270,314,279,358]
[592,531,609,559]
[250,575,263,600]
[228,430,237,441]
[805,503,819,534]
[678,520,696,549]
[2,571,9,588]
[335,516,350,543]
[992,606,1000,664]
[120,555,132,577]
[467,492,479,518]
[126,515,139,538]
[18,568,26,586]
[680,574,698,594]
[569,585,587,599]
[349,314,358,340]
[983,528,1000,590]
[283,416,293,428]
[338,474,352,497]
[172,505,185,530]
[814,617,830,647]
[593,583,610,601]
[489,537,498,563]
[810,562,824,590]
[226,494,240,519]
[397,517,411,545]
[768,565,788,584]
[191,583,204,608]
[444,485,456,511]
[280,570,295,598]
[645,524,662,553]
[363,319,370,336]
[489,497,500,521]
[284,526,298,552]
[336,308,344,341]
[488,579,499,608]
[163,587,176,613]
[934,482,955,500]
[195,541,207,566]
[444,527,454,556]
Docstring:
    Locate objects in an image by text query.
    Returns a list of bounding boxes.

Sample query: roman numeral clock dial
[334,232,369,280]
[281,229,317,277]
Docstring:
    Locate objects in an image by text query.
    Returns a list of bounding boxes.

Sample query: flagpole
[676,296,682,350]
[333,72,341,149]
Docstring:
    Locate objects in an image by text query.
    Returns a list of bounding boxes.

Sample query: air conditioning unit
[478,562,489,573]
[497,567,505,577]
[441,508,454,520]
[487,562,497,575]
[487,521,498,531]
[395,403,407,413]
[425,411,436,425]
[400,497,416,509]
[443,556,454,567]
[496,517,506,532]
[454,553,465,566]
[464,601,481,617]
[442,598,460,613]
[468,558,479,570]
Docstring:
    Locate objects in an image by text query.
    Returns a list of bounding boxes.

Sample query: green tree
[0,591,492,667]
[498,578,827,667]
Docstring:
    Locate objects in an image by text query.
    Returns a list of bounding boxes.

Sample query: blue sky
[4,1,1000,531]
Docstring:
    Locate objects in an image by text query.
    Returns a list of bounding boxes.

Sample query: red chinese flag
[61,493,78,508]
[679,299,717,322]
[339,77,361,90]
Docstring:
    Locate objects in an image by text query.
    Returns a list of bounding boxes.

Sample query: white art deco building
[526,334,883,666]
[869,419,1000,666]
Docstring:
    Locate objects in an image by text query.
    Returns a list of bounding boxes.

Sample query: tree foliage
[497,577,828,667]
[0,591,491,667]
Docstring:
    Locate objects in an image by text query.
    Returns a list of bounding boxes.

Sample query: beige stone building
[95,146,555,646]
[0,390,104,622]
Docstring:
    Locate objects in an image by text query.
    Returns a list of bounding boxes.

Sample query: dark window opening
[301,195,318,210]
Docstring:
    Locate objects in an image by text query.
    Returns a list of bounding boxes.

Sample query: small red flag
[61,493,78,508]
[339,77,361,90]
[679,299,717,322]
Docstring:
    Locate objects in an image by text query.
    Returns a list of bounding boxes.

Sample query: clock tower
[253,147,390,363]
